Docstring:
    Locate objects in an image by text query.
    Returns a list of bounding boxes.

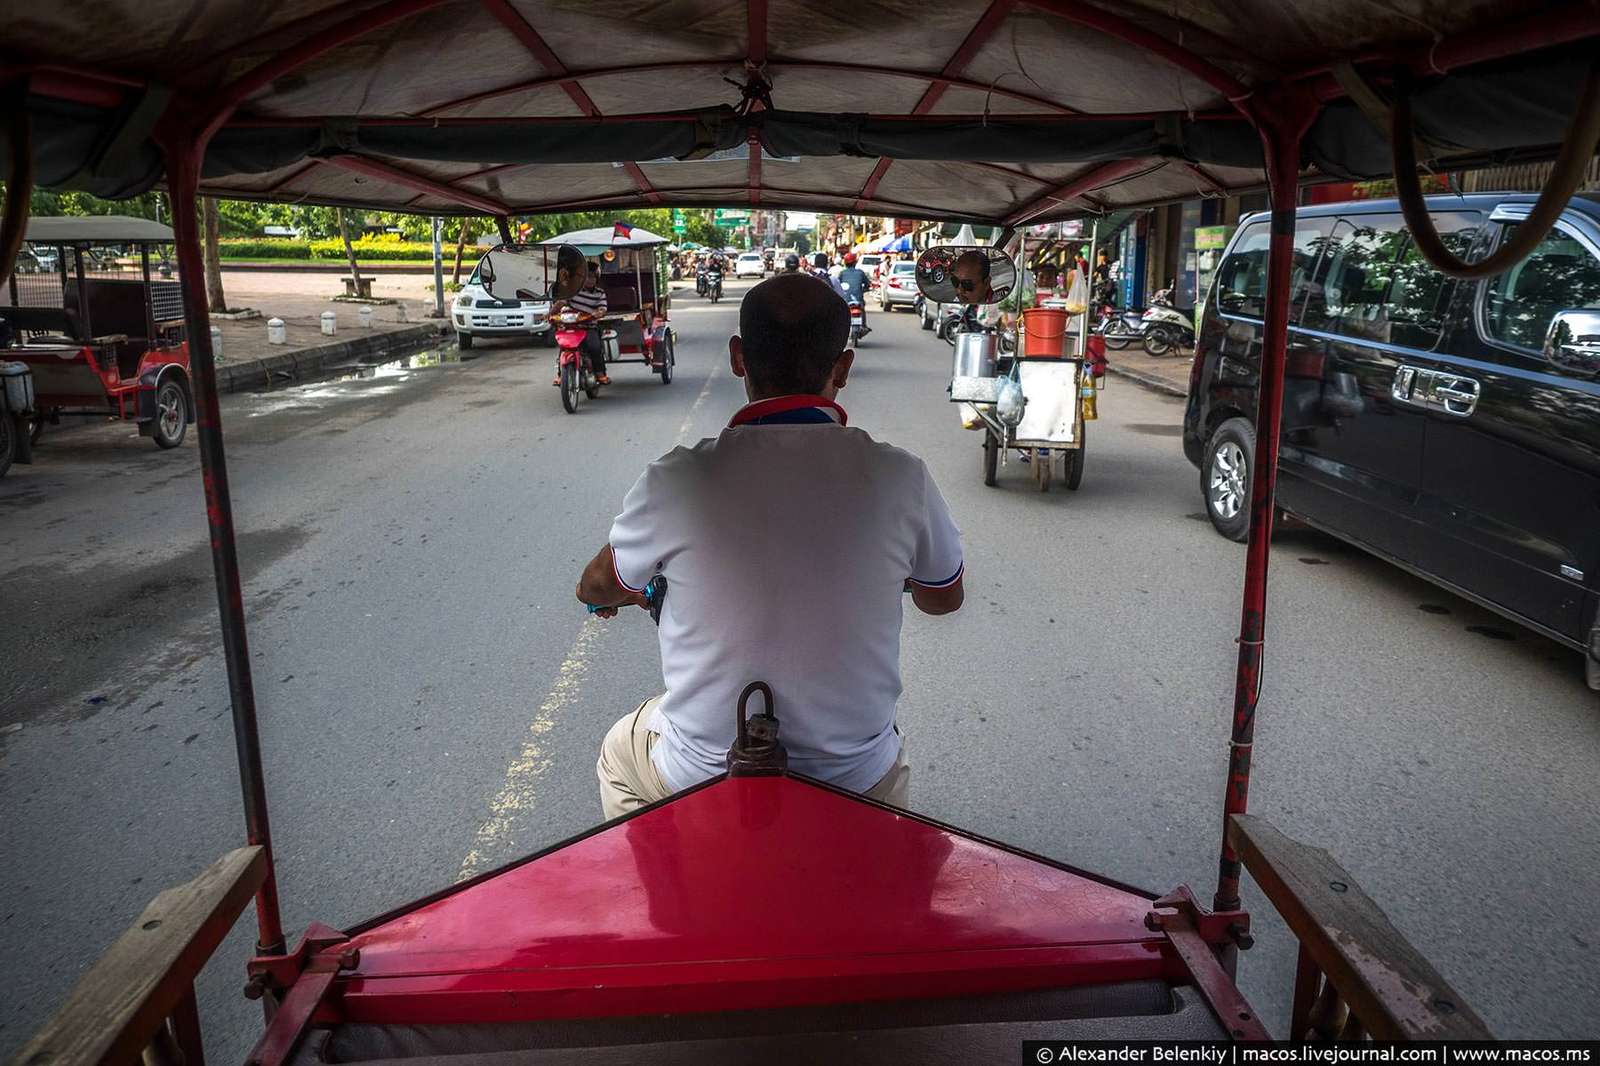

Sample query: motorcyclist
[835,251,872,337]
[809,252,850,301]
[551,260,609,386]
[782,253,802,273]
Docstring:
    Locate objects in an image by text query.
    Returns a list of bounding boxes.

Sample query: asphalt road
[2,278,1596,1057]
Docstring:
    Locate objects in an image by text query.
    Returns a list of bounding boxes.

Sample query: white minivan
[451,259,552,350]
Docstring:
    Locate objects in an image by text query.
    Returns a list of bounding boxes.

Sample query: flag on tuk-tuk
[613,221,634,241]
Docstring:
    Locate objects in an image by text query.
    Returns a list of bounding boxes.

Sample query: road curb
[215,322,452,393]
[1104,361,1189,399]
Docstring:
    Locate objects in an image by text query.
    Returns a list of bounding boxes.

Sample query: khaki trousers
[597,696,911,820]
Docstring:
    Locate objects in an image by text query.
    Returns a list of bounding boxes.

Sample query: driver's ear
[831,349,855,390]
[729,335,747,379]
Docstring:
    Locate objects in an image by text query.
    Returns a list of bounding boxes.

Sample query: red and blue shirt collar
[729,395,848,427]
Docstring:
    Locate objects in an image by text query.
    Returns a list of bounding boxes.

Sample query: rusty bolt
[338,947,361,971]
[1229,922,1255,951]
[242,973,271,1001]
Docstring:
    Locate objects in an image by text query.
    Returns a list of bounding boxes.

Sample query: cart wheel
[659,333,674,384]
[151,379,189,449]
[982,431,998,487]
[1034,449,1052,492]
[560,363,579,414]
[1064,441,1085,491]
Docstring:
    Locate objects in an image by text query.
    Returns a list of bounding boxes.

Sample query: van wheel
[152,379,189,449]
[1203,417,1254,542]
[457,332,474,350]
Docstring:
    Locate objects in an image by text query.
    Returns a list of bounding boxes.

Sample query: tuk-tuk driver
[951,249,994,304]
[577,272,965,819]
[552,261,610,386]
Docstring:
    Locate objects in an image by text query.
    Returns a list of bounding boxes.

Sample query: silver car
[878,260,918,311]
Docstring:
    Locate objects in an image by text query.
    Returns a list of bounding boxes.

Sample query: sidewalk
[1101,345,1194,398]
[212,271,454,392]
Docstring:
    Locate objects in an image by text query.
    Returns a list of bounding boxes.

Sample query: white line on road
[456,358,723,879]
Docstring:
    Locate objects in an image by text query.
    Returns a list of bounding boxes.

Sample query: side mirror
[480,243,585,302]
[916,245,1016,307]
[1544,309,1600,376]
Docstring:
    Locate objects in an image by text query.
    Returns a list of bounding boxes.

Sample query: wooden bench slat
[1227,814,1491,1040]
[11,846,267,1066]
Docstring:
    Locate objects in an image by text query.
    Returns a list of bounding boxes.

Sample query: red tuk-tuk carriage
[539,225,676,385]
[2,215,194,452]
[4,0,1596,1059]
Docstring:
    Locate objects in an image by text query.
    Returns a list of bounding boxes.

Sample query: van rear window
[1483,225,1600,354]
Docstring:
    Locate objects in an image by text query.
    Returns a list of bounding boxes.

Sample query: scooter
[553,310,602,415]
[847,298,866,346]
[1140,286,1194,357]
[1094,301,1144,350]
[706,265,723,303]
[695,263,709,297]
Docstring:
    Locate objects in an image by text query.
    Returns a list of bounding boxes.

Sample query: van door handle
[1429,375,1479,417]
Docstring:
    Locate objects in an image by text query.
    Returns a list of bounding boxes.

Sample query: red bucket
[1021,307,1069,358]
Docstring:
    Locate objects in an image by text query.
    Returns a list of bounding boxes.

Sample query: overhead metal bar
[854,0,1019,211]
[1003,157,1154,226]
[319,155,511,215]
[478,0,661,204]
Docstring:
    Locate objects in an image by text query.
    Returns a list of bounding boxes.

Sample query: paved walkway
[214,269,447,367]
[1101,344,1194,397]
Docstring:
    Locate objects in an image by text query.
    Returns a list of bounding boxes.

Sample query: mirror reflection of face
[952,251,993,304]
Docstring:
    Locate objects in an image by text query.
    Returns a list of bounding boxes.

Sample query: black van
[1183,193,1600,684]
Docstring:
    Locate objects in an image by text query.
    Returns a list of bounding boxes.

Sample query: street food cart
[1,216,193,453]
[927,245,1090,492]
[6,0,1597,1058]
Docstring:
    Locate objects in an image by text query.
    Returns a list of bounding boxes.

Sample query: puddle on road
[244,347,461,417]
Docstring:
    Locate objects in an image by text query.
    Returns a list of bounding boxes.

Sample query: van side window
[1312,216,1411,342]
[1386,212,1479,349]
[1213,218,1330,322]
[1481,224,1600,354]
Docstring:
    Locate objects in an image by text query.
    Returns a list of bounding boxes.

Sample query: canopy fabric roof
[23,215,176,243]
[3,0,1596,225]
[538,225,670,248]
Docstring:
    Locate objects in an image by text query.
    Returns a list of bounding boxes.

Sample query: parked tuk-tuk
[3,0,1596,1059]
[1,215,193,453]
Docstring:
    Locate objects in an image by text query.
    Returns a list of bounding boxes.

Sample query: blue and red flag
[612,220,634,241]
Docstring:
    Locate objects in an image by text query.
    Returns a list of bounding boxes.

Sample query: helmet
[812,252,829,270]
[784,254,800,270]
[842,251,857,266]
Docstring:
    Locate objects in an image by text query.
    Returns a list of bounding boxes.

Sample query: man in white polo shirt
[577,273,964,818]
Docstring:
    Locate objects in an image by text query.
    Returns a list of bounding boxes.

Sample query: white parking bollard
[359,305,373,329]
[210,326,224,362]
[267,318,287,345]
[320,311,337,336]
[395,302,408,323]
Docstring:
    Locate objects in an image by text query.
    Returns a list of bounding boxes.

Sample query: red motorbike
[553,309,602,414]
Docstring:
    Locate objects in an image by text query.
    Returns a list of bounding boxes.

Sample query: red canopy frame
[104,0,1595,970]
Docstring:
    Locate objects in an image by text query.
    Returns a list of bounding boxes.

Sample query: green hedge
[218,237,456,261]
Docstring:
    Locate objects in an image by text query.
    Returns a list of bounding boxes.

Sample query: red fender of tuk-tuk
[325,773,1177,1026]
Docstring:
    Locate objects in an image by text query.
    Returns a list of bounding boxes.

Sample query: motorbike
[1094,301,1144,350]
[695,263,708,296]
[1140,286,1195,357]
[553,309,602,414]
[847,298,865,345]
[706,266,723,303]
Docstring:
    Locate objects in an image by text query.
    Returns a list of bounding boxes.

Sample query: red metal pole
[1212,88,1319,919]
[163,139,287,956]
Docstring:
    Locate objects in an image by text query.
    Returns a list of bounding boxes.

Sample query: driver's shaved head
[738,273,849,395]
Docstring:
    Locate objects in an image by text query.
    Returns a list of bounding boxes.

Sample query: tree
[336,207,364,295]
[201,197,228,313]
[451,217,481,283]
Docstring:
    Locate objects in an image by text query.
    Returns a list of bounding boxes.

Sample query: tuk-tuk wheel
[982,431,998,487]
[152,379,189,449]
[658,334,674,384]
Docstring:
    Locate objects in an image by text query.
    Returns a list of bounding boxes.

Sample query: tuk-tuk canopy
[23,215,177,244]
[539,225,671,254]
[3,0,1594,226]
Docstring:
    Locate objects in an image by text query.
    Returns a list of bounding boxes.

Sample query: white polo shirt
[609,395,963,794]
